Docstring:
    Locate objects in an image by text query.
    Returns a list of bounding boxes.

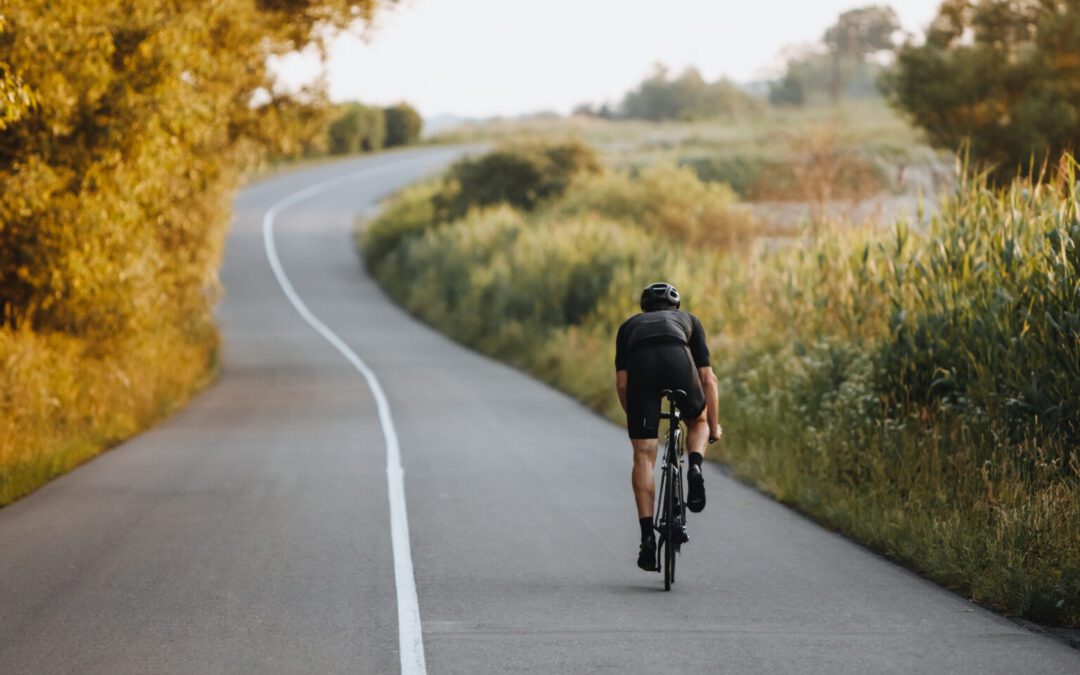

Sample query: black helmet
[640,282,680,312]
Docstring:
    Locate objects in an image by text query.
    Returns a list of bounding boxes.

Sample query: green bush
[362,179,448,269]
[437,140,600,218]
[371,205,665,365]
[384,102,423,147]
[678,155,776,197]
[551,164,757,249]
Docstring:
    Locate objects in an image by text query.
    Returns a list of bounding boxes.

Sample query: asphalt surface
[1,148,1077,674]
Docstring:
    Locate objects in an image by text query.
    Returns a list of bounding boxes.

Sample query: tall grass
[0,327,217,505]
[361,145,1080,625]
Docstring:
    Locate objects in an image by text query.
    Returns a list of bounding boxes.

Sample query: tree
[882,0,1080,180]
[0,1,390,335]
[822,5,900,102]
[383,102,422,147]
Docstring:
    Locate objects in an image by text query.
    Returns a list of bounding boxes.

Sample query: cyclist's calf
[686,410,709,458]
[631,438,658,518]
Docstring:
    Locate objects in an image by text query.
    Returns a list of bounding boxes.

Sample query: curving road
[0,148,1077,674]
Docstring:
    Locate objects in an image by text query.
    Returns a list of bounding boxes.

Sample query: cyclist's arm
[615,369,629,413]
[614,320,630,413]
[698,366,721,441]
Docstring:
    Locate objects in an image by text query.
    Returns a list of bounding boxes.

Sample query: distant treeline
[573,6,901,121]
[575,65,762,122]
[579,1,1080,184]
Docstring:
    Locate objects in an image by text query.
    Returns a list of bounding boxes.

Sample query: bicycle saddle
[660,389,688,407]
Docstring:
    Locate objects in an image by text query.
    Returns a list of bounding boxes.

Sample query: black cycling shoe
[637,535,658,571]
[687,465,706,513]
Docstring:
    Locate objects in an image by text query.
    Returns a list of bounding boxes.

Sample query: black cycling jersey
[614,310,710,371]
[615,310,711,439]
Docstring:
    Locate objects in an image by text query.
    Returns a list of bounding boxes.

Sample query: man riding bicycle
[615,282,721,571]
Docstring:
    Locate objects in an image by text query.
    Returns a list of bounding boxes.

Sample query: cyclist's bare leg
[686,411,709,458]
[631,438,658,518]
[698,366,721,443]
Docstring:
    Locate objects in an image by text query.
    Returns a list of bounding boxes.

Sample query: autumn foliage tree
[0,0,393,503]
[1,0,391,334]
[883,0,1080,179]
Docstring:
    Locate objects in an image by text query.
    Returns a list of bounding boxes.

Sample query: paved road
[1,148,1076,674]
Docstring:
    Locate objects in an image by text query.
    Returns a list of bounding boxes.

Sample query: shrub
[328,102,387,155]
[437,140,600,218]
[679,155,774,196]
[383,102,423,147]
[371,206,665,363]
[362,179,448,268]
[552,164,757,249]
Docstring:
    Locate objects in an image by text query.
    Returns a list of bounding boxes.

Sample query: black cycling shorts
[625,343,706,439]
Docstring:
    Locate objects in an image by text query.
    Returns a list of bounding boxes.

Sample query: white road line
[261,158,437,675]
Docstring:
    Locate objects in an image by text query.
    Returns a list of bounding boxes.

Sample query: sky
[271,0,943,119]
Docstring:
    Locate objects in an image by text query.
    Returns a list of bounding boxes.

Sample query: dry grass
[0,327,217,506]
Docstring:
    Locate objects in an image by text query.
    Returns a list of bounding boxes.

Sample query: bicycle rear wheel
[664,462,676,590]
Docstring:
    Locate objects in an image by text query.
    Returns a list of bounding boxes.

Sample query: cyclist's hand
[709,425,722,444]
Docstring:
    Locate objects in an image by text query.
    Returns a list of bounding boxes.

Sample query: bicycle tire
[664,461,676,590]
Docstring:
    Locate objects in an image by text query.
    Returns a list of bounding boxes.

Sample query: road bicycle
[653,388,687,591]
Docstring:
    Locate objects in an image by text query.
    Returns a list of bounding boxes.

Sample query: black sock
[639,517,653,541]
[689,452,703,468]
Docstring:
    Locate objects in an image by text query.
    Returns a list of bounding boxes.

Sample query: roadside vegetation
[360,138,1079,625]
[0,1,404,506]
[360,2,1080,626]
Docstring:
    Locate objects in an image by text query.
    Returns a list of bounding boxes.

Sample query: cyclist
[615,282,721,571]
